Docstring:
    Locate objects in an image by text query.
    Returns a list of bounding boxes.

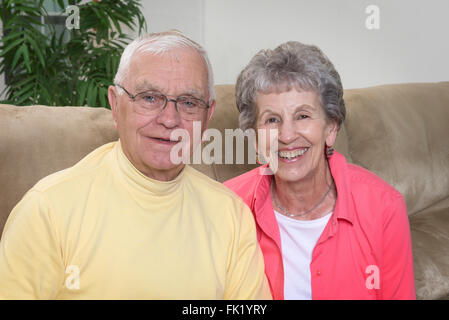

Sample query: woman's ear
[325,120,339,148]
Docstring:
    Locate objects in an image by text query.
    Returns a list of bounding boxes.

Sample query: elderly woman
[224,41,415,300]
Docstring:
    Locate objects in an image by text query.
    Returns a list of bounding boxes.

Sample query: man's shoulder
[185,165,245,201]
[31,142,116,195]
[185,166,259,219]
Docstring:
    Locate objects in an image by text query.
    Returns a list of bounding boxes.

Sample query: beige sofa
[1,82,448,299]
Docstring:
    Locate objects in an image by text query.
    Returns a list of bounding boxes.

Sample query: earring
[326,146,334,157]
[256,153,269,165]
[256,153,264,165]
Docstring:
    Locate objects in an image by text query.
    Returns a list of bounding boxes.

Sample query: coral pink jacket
[224,151,416,300]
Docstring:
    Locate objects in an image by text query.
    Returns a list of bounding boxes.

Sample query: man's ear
[108,85,119,130]
[204,99,216,129]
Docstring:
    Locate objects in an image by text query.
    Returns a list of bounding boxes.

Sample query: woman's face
[256,89,338,183]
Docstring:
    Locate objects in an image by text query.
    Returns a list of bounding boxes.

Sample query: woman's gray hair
[114,30,215,102]
[236,41,345,131]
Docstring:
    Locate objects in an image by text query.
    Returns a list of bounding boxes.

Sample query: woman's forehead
[257,81,317,96]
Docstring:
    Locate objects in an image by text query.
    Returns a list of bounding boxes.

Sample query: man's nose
[156,100,181,128]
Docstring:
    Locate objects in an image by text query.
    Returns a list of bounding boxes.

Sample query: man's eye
[179,98,198,108]
[143,95,158,103]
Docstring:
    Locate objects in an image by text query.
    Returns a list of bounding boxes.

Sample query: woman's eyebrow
[294,104,315,112]
[258,104,315,118]
[258,109,279,118]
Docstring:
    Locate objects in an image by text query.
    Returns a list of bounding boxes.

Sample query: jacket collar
[328,151,354,224]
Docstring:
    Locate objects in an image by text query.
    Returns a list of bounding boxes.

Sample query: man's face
[108,48,215,181]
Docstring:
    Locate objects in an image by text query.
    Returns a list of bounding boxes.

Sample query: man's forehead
[132,47,203,66]
[125,49,209,97]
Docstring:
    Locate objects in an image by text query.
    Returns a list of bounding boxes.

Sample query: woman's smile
[277,147,309,162]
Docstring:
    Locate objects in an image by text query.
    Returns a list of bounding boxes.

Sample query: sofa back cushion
[342,82,449,215]
[1,82,447,236]
[190,85,260,181]
[0,104,118,236]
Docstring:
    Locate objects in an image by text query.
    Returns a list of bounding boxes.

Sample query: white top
[274,210,332,300]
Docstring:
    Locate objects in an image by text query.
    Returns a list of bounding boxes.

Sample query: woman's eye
[298,114,309,119]
[265,117,279,124]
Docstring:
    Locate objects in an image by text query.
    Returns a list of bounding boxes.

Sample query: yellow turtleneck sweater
[0,141,271,299]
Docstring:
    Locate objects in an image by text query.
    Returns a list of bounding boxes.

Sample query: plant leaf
[11,44,26,70]
[0,37,25,57]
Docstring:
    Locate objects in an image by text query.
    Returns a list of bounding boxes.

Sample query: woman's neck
[273,160,336,220]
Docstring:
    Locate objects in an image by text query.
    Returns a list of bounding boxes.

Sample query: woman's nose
[278,120,297,145]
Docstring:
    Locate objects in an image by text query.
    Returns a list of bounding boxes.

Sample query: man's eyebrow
[134,82,161,93]
[182,89,203,97]
[134,81,206,99]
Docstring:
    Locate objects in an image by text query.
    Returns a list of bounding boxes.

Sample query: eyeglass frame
[115,84,211,117]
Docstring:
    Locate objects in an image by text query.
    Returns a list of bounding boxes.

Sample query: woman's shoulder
[331,152,403,201]
[346,162,402,199]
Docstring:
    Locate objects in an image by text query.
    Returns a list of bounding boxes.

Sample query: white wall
[1,0,448,96]
[144,0,449,89]
[140,0,204,43]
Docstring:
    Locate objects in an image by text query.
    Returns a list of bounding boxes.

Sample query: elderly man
[0,31,271,299]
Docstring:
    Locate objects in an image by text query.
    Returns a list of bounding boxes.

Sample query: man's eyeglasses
[116,84,210,121]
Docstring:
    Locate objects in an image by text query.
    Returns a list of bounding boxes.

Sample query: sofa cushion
[411,199,449,299]
[0,104,118,236]
[341,82,449,300]
[191,85,260,181]
[342,82,449,216]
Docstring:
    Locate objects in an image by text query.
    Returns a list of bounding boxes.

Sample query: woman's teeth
[278,148,309,159]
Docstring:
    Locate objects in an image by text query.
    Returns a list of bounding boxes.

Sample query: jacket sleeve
[0,190,65,299]
[223,200,272,300]
[381,192,416,299]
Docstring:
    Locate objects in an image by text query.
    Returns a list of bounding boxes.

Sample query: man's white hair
[114,30,215,102]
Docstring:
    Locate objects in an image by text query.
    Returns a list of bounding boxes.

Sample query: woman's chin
[273,164,307,183]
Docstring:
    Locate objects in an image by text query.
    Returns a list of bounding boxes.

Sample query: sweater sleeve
[223,199,272,300]
[381,192,416,299]
[0,190,65,299]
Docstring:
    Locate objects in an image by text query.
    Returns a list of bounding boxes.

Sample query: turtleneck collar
[114,140,185,198]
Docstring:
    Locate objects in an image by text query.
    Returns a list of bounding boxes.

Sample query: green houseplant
[0,0,147,108]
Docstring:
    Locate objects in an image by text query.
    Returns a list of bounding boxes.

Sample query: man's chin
[140,159,185,181]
